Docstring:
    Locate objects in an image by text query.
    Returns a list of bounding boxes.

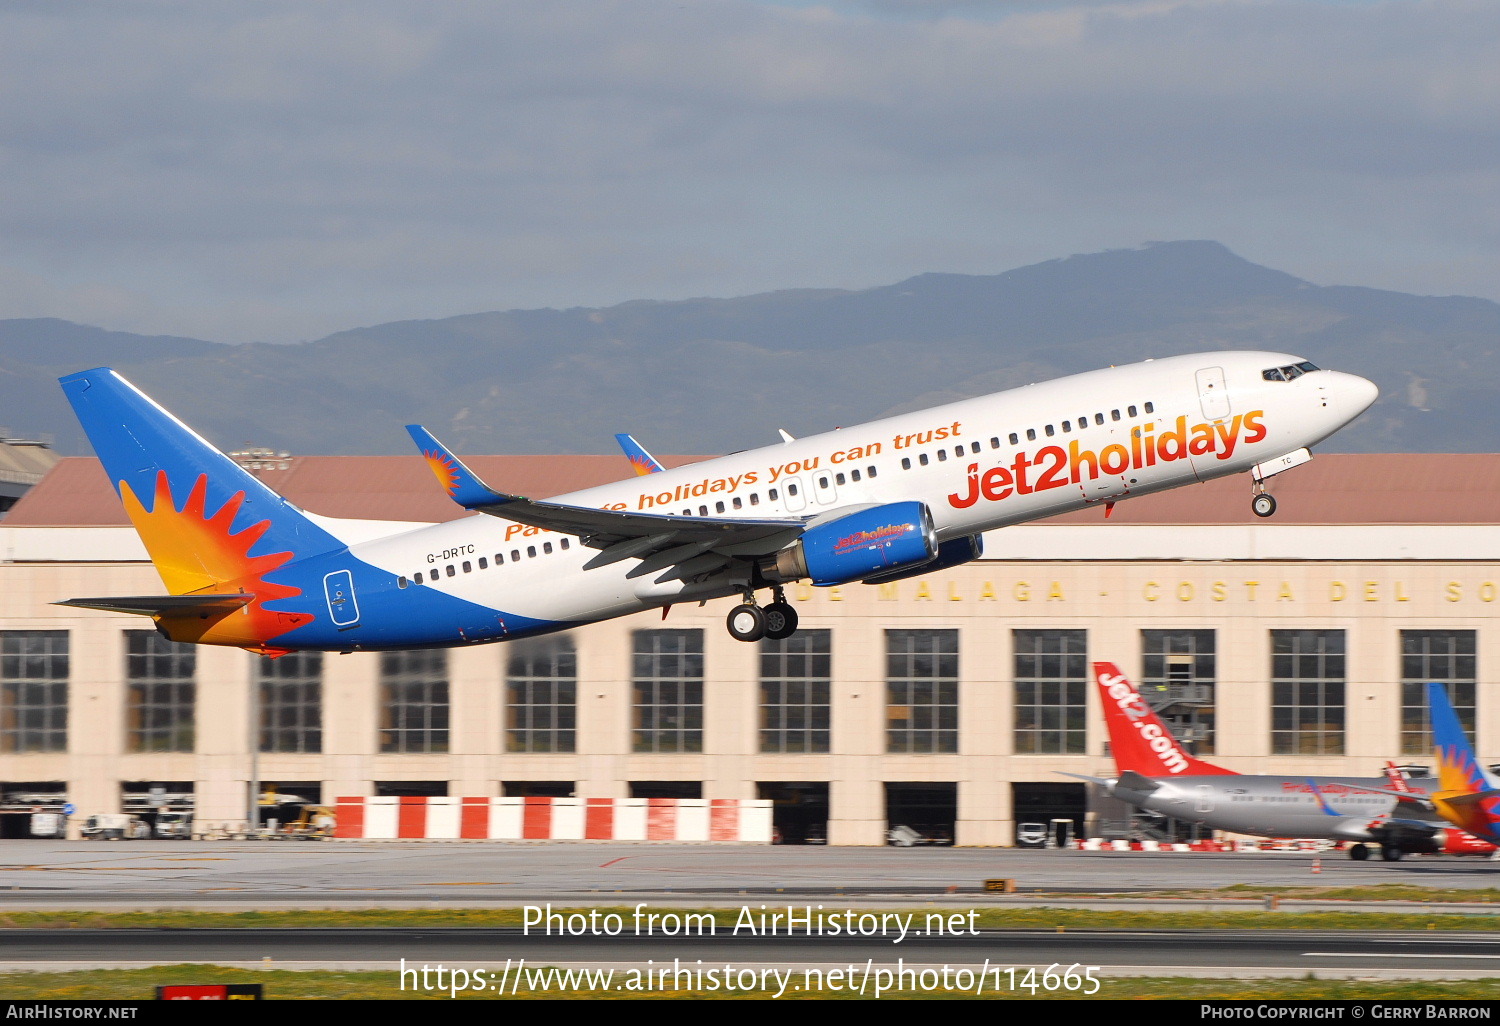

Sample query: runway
[3,840,1497,981]
[1,838,1497,907]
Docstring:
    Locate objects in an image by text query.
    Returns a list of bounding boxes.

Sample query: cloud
[0,0,1496,341]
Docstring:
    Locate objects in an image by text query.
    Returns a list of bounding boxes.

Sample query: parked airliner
[1355,684,1500,849]
[1070,663,1494,860]
[57,352,1375,655]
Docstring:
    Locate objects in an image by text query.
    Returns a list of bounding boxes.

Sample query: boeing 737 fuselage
[59,352,1376,654]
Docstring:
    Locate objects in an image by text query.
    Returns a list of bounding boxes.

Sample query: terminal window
[125,631,196,753]
[632,629,704,754]
[255,651,322,754]
[379,650,450,754]
[0,631,68,754]
[760,630,831,754]
[1271,629,1345,755]
[1013,629,1087,754]
[886,629,958,754]
[1140,629,1216,755]
[506,634,578,754]
[1400,630,1476,755]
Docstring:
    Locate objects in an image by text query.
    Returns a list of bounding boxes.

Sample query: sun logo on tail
[119,471,310,652]
[422,449,462,499]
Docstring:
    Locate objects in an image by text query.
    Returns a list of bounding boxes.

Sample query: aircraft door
[782,476,807,512]
[1195,784,1215,814]
[1196,367,1230,420]
[812,470,838,506]
[323,570,360,628]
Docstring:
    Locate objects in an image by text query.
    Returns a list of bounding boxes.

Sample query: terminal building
[0,451,1496,844]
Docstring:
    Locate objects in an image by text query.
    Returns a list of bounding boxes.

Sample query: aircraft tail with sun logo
[55,367,350,655]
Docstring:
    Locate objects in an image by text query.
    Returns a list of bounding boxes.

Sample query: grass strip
[1,964,1497,1000]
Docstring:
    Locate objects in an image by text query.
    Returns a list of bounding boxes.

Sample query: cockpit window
[1263,361,1321,382]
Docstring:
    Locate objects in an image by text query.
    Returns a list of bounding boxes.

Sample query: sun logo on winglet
[422,449,462,499]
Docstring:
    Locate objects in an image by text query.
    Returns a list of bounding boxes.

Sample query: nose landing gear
[1251,491,1277,518]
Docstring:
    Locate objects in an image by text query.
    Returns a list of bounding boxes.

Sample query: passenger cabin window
[446,565,456,577]
[918,454,929,467]
[1026,428,1037,441]
[543,542,553,554]
[1094,413,1104,426]
[398,577,408,589]
[478,557,488,569]
[1044,424,1055,437]
[868,466,877,478]
[1009,433,1019,445]
[902,457,912,470]
[937,449,948,462]
[1061,421,1072,433]
[462,560,472,573]
[1111,410,1121,422]
[527,545,537,558]
[1144,402,1154,414]
[1128,405,1138,417]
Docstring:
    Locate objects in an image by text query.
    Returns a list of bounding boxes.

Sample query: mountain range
[1,240,1494,458]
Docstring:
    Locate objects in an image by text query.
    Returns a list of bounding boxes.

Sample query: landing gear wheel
[1349,843,1370,861]
[1380,844,1404,862]
[763,601,798,640]
[726,603,766,642]
[1252,493,1277,518]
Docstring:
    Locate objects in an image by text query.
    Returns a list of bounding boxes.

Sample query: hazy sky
[1,0,1495,343]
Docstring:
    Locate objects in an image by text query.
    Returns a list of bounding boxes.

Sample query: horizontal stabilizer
[55,594,253,617]
[1055,771,1115,787]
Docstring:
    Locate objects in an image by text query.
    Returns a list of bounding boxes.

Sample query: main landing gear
[725,588,799,643]
[1348,843,1370,861]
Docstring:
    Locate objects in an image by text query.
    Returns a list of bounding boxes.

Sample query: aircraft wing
[407,426,805,578]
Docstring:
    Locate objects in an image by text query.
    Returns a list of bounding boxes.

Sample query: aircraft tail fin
[59,368,345,598]
[1429,682,1497,798]
[1427,682,1500,842]
[1094,661,1236,777]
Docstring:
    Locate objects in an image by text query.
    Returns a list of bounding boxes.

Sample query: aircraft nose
[1331,371,1378,420]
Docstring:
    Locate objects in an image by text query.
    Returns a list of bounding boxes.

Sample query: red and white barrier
[334,796,773,842]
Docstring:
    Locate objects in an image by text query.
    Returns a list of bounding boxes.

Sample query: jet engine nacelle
[861,534,984,586]
[762,501,937,586]
[1440,828,1498,856]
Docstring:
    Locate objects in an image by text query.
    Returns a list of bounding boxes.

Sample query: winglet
[405,425,513,509]
[614,433,664,476]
